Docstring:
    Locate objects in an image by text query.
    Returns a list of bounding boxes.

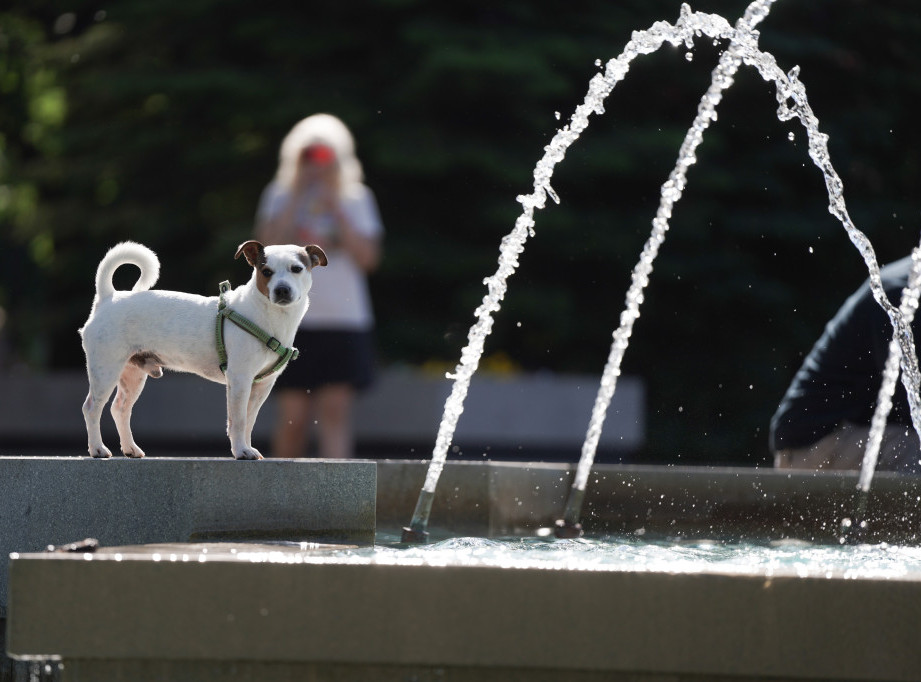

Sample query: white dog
[80,240,326,460]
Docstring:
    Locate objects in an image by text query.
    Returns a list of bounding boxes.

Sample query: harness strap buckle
[266,337,281,352]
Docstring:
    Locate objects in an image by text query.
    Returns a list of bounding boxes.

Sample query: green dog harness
[215,280,299,383]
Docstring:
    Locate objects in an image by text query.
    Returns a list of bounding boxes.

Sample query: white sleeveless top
[257,182,383,331]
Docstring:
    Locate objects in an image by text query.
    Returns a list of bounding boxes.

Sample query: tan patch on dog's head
[234,240,270,298]
[254,267,271,298]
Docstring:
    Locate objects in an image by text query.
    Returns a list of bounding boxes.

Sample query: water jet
[402,0,921,543]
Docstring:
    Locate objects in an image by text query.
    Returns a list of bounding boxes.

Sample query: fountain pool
[8,526,921,681]
[7,461,921,681]
[315,533,921,579]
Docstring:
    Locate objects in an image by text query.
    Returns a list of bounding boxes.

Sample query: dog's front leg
[245,377,275,449]
[226,375,263,460]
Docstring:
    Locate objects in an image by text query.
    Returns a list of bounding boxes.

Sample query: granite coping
[0,457,376,617]
[7,541,921,681]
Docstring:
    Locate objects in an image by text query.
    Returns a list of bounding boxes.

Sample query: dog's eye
[290,264,304,274]
[261,267,273,278]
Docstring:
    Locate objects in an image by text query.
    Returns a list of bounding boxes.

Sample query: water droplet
[787,131,795,141]
[685,52,694,62]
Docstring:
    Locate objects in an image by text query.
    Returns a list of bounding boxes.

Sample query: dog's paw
[89,445,113,459]
[122,445,146,459]
[233,447,264,460]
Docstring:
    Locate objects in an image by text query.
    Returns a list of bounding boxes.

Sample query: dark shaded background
[2,0,920,465]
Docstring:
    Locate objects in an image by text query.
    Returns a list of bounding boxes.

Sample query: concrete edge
[375,460,921,543]
[6,547,921,681]
[0,457,378,618]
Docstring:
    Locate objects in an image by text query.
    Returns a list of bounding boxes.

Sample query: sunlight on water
[53,537,921,580]
[239,536,921,580]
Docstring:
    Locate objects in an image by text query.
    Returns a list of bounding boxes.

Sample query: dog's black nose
[273,284,292,304]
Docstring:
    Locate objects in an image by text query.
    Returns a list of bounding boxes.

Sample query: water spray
[403,0,921,544]
[554,0,921,537]
[555,2,768,536]
[839,248,921,545]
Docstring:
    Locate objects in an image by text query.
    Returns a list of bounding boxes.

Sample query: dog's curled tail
[94,241,160,302]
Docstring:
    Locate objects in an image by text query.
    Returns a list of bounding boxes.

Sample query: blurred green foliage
[2,0,921,464]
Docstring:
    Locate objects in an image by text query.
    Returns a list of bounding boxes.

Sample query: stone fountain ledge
[4,458,921,681]
[4,456,921,622]
[376,460,921,543]
[7,540,921,682]
[0,456,377,618]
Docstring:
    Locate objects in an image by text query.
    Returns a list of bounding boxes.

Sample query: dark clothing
[274,329,376,392]
[770,257,919,451]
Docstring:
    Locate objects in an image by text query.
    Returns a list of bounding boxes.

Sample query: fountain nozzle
[554,518,584,539]
[401,489,435,544]
[554,485,586,538]
[401,525,429,543]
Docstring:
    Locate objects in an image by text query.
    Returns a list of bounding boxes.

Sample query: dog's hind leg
[82,359,122,459]
[111,363,148,458]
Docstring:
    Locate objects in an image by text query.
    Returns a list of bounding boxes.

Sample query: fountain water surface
[404,0,921,542]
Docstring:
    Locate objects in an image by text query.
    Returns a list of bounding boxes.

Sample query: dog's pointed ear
[302,244,328,269]
[235,240,266,267]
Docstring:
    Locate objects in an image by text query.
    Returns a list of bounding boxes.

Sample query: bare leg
[271,389,314,458]
[316,383,355,459]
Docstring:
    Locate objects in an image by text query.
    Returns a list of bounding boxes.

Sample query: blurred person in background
[256,114,383,458]
[770,255,921,473]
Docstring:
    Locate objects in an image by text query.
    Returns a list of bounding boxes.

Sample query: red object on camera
[301,144,335,165]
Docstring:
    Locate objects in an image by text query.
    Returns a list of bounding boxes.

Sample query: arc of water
[859,251,921,493]
[401,4,740,542]
[739,28,921,526]
[403,0,921,543]
[840,249,921,543]
[557,2,771,535]
[561,2,921,535]
[766,63,921,446]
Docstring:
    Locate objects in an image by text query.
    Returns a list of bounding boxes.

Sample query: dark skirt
[274,329,376,392]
